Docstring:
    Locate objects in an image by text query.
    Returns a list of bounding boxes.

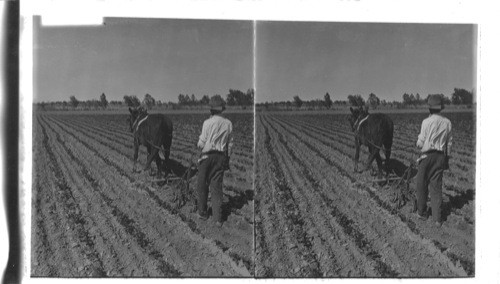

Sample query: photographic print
[12,0,497,281]
[31,16,254,277]
[254,21,475,277]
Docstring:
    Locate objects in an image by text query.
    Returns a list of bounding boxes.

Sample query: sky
[34,18,475,104]
[34,17,253,103]
[256,22,476,102]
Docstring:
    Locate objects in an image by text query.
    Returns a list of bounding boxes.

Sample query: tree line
[35,88,254,111]
[256,88,474,110]
[35,87,473,111]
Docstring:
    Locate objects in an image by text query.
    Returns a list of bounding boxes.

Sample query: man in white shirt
[415,94,452,227]
[196,96,233,226]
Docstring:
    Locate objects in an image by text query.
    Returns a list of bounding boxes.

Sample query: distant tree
[442,95,452,105]
[210,94,226,106]
[200,95,210,105]
[367,93,380,109]
[90,99,100,110]
[415,93,422,105]
[246,88,255,106]
[324,92,333,109]
[347,94,365,106]
[143,93,155,109]
[100,93,108,110]
[130,96,140,107]
[124,95,140,107]
[123,96,131,106]
[178,94,188,105]
[293,95,303,109]
[226,91,236,106]
[69,96,79,109]
[190,94,197,105]
[226,89,251,106]
[402,93,411,106]
[451,88,473,105]
[409,94,416,107]
[426,94,451,106]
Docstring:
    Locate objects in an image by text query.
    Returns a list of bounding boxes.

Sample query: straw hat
[209,96,226,111]
[428,94,444,110]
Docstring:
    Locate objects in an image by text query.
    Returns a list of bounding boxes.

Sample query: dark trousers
[197,153,225,222]
[416,152,446,222]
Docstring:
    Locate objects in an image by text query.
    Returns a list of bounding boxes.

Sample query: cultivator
[371,158,418,210]
[149,155,199,210]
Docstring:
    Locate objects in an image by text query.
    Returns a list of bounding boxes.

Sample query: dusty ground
[30,110,475,278]
[255,112,474,277]
[31,112,254,277]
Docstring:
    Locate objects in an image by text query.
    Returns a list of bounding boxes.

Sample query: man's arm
[222,122,233,171]
[227,122,233,157]
[416,120,427,148]
[197,121,208,149]
[446,121,453,155]
[443,121,452,170]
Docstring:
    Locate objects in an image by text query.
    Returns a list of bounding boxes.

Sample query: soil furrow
[254,115,305,276]
[258,115,323,277]
[267,114,471,276]
[43,113,252,276]
[264,115,398,276]
[37,116,107,276]
[43,117,182,276]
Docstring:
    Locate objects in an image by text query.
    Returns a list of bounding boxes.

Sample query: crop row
[48,114,254,174]
[33,113,253,276]
[47,114,253,271]
[44,114,253,187]
[38,115,192,276]
[272,114,475,195]
[257,113,473,276]
[271,114,475,227]
[274,114,471,275]
[287,113,474,156]
[269,114,474,227]
[258,115,403,276]
[35,117,162,276]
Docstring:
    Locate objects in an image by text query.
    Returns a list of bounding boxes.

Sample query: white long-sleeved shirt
[416,114,452,154]
[197,115,233,155]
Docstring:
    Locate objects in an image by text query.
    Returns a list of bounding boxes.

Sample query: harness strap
[353,114,388,152]
[132,115,149,133]
[355,114,370,132]
[132,114,170,159]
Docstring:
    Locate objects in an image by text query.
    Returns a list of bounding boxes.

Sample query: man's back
[417,114,452,153]
[198,115,233,154]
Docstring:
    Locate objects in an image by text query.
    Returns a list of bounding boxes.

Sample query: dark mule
[348,106,394,178]
[128,107,173,178]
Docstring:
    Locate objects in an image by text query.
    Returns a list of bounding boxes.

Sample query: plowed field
[255,111,475,277]
[31,111,254,277]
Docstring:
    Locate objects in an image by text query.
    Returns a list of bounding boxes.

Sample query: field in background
[255,111,475,277]
[31,109,476,277]
[31,111,254,277]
